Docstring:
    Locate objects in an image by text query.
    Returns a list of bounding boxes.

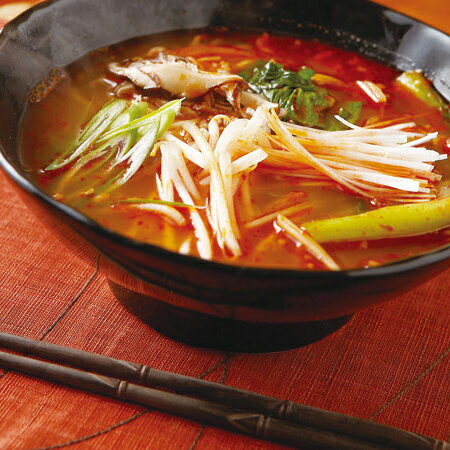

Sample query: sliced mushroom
[109,52,246,99]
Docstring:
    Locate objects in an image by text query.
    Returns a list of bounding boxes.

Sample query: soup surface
[21,29,450,270]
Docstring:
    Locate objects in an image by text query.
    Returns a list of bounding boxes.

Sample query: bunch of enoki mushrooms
[52,49,450,270]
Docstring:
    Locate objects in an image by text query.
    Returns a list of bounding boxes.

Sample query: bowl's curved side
[7,176,448,351]
[0,0,449,331]
[9,177,450,325]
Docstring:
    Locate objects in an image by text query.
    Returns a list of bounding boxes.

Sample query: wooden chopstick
[0,350,381,450]
[0,332,445,449]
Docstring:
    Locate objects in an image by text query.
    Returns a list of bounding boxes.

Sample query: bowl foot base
[108,280,352,353]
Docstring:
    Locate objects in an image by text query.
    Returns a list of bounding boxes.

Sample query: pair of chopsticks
[0,332,446,449]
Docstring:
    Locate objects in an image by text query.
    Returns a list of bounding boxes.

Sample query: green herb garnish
[326,101,362,131]
[240,61,333,127]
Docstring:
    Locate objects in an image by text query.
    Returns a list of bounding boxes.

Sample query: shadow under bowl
[0,0,449,352]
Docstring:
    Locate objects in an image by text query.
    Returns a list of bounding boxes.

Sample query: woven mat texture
[0,1,449,448]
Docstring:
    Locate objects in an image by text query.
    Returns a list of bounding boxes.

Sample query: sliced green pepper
[396,71,449,120]
[302,197,450,243]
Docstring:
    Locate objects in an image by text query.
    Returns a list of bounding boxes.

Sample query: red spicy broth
[20,29,450,270]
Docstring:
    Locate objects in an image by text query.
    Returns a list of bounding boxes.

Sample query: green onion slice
[46,99,127,170]
[98,98,183,143]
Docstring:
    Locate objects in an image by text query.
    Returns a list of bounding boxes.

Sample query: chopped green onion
[57,133,133,191]
[86,133,135,168]
[77,100,126,142]
[110,102,148,161]
[46,98,181,198]
[46,99,127,170]
[98,98,183,143]
[116,118,160,185]
[109,101,149,130]
[57,104,150,191]
[110,100,182,186]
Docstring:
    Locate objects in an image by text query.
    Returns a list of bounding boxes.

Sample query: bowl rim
[1,0,449,281]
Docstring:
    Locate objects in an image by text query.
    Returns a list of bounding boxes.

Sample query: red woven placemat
[0,1,449,448]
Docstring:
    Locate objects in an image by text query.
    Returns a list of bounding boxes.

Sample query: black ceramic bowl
[1,0,449,352]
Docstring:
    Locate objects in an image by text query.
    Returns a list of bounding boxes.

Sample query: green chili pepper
[396,71,450,120]
[301,197,450,243]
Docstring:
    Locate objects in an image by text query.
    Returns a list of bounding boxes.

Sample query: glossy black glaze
[108,280,353,352]
[0,0,449,351]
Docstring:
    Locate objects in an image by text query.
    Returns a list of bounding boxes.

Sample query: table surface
[0,1,449,449]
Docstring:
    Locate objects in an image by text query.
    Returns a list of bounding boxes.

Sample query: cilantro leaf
[325,101,363,131]
[240,60,333,127]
